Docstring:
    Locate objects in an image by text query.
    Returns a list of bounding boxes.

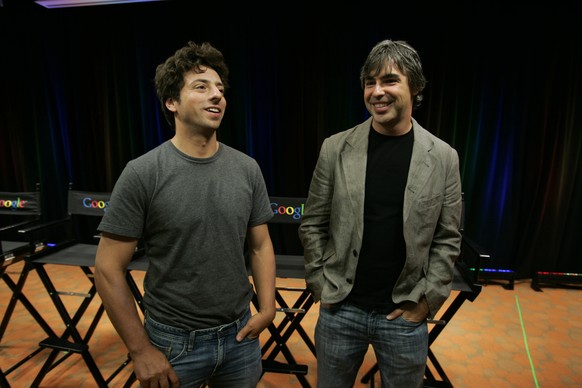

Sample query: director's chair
[0,185,58,385]
[0,184,43,258]
[1,184,49,342]
[22,186,126,387]
[250,196,315,388]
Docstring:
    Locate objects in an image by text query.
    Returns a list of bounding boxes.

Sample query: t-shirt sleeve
[248,161,274,227]
[98,163,146,239]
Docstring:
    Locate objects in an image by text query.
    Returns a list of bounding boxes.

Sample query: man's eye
[384,77,399,84]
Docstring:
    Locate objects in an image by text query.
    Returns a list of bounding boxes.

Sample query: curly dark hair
[154,41,230,128]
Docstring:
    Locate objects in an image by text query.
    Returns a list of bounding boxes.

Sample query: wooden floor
[1,260,581,388]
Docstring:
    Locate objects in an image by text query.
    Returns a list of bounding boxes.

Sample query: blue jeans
[144,308,262,387]
[315,302,428,388]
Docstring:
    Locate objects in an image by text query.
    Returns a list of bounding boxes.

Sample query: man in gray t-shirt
[94,41,276,387]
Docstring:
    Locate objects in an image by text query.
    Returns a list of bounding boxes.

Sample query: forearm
[95,270,151,355]
[249,248,276,319]
[94,234,152,356]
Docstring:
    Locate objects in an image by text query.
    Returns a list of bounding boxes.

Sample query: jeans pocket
[397,315,425,326]
[145,323,187,363]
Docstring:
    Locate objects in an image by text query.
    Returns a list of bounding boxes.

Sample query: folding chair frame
[22,187,128,387]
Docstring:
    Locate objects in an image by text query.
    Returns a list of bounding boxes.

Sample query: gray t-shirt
[98,140,273,330]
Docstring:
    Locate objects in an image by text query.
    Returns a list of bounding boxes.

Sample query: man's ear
[165,98,177,112]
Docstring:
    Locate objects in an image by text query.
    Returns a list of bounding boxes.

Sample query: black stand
[531,271,582,292]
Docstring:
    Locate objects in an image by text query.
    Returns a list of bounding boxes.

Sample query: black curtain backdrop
[1,2,581,278]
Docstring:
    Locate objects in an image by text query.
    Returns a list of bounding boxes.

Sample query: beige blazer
[298,117,463,317]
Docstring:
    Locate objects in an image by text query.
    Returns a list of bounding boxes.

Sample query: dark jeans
[315,302,428,388]
[144,308,262,387]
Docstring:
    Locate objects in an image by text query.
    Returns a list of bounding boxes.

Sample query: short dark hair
[154,41,229,128]
[360,39,427,110]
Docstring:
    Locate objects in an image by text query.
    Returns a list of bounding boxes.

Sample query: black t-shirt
[346,125,413,310]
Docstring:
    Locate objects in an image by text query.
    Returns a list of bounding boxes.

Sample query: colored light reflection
[35,0,166,8]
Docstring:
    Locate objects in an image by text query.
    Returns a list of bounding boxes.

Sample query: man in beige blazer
[298,39,462,388]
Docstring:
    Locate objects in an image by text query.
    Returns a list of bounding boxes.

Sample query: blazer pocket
[411,195,442,235]
[322,248,335,263]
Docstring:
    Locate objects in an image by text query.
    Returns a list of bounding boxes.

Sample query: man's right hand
[132,345,180,388]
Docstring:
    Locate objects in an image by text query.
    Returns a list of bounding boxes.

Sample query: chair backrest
[0,185,42,255]
[267,197,306,279]
[67,190,110,217]
[456,192,488,290]
[269,197,306,251]
[63,188,111,244]
[0,187,42,219]
[269,197,306,225]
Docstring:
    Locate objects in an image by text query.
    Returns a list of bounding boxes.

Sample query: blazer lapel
[340,118,371,238]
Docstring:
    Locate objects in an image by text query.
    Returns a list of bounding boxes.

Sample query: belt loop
[235,312,247,333]
[188,331,196,352]
[236,307,249,331]
[235,315,243,332]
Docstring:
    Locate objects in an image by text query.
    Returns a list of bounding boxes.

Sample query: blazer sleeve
[425,146,463,317]
[298,138,334,301]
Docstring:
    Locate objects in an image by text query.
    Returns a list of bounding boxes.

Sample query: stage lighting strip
[469,268,515,273]
[536,271,582,277]
[480,268,514,273]
[515,295,540,388]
